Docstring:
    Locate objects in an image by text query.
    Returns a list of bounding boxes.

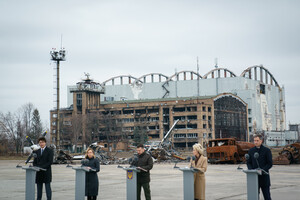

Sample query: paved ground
[0,160,299,200]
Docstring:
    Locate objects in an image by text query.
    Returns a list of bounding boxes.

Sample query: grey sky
[0,0,299,126]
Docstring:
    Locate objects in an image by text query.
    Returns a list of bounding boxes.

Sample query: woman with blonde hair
[190,143,208,200]
[82,148,100,200]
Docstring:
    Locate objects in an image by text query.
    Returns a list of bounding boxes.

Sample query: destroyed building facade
[50,65,285,152]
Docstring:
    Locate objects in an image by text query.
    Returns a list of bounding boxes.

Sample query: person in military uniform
[247,134,273,200]
[131,144,153,200]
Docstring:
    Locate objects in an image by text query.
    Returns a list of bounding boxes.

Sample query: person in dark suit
[33,137,54,200]
[82,148,100,200]
[247,134,272,200]
[131,144,153,200]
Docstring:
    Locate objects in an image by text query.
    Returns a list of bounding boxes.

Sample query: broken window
[174,134,186,138]
[248,109,251,115]
[187,124,197,129]
[187,133,198,138]
[260,84,265,94]
[208,107,211,112]
[148,108,159,113]
[208,116,212,121]
[187,106,197,112]
[76,93,82,106]
[202,106,206,112]
[173,107,185,112]
[187,115,197,120]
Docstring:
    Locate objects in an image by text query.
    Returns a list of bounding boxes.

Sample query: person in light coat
[190,143,208,200]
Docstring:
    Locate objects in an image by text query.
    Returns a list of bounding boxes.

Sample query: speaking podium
[22,166,46,200]
[72,166,95,200]
[242,169,262,200]
[118,166,140,200]
[178,166,199,200]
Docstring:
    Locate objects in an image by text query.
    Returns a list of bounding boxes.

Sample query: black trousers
[260,186,271,200]
[137,182,151,200]
[87,196,97,200]
[37,182,51,200]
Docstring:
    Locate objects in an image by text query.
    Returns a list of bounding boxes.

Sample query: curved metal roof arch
[102,75,142,86]
[134,73,169,84]
[164,70,202,83]
[240,65,280,88]
[202,68,237,79]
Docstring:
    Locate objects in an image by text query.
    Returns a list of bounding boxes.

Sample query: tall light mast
[50,48,66,149]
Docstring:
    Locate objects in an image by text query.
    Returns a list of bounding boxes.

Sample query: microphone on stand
[245,154,250,161]
[25,153,37,164]
[254,152,260,169]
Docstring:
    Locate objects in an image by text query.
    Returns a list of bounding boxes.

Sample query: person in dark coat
[82,148,100,200]
[131,144,153,200]
[247,134,273,200]
[33,137,54,200]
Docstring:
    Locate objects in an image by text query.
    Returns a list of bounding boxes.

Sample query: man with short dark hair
[33,137,54,200]
[247,134,272,200]
[131,144,153,200]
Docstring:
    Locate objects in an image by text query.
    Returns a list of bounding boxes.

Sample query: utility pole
[50,48,66,149]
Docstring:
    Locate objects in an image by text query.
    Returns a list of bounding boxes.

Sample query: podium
[179,167,199,200]
[119,166,140,200]
[22,166,46,200]
[242,169,262,200]
[72,166,95,200]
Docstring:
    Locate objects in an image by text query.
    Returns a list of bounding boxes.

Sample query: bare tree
[85,112,100,145]
[98,111,124,153]
[21,103,34,138]
[0,112,21,153]
[0,103,44,154]
[71,115,83,153]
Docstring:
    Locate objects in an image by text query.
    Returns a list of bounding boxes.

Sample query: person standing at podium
[247,134,272,200]
[190,143,208,200]
[131,144,153,200]
[82,148,100,200]
[33,137,54,200]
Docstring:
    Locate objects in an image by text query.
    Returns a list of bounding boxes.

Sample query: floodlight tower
[50,48,66,149]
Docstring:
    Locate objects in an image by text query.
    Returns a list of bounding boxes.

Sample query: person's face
[137,147,145,155]
[254,137,263,147]
[39,140,46,148]
[87,150,94,159]
[193,149,200,157]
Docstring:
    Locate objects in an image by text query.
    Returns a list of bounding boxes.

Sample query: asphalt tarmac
[0,160,299,200]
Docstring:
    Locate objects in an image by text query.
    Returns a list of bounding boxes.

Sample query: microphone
[192,156,196,161]
[186,156,191,162]
[25,153,37,164]
[245,154,250,160]
[81,159,89,165]
[254,152,260,169]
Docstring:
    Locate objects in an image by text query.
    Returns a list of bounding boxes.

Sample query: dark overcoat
[247,145,273,187]
[132,152,153,184]
[33,146,54,183]
[82,157,100,196]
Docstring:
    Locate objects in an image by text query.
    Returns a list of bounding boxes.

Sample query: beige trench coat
[190,155,208,200]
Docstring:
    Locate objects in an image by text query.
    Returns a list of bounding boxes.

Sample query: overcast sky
[0,0,299,127]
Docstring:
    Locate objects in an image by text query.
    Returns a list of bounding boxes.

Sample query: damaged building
[51,65,285,151]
